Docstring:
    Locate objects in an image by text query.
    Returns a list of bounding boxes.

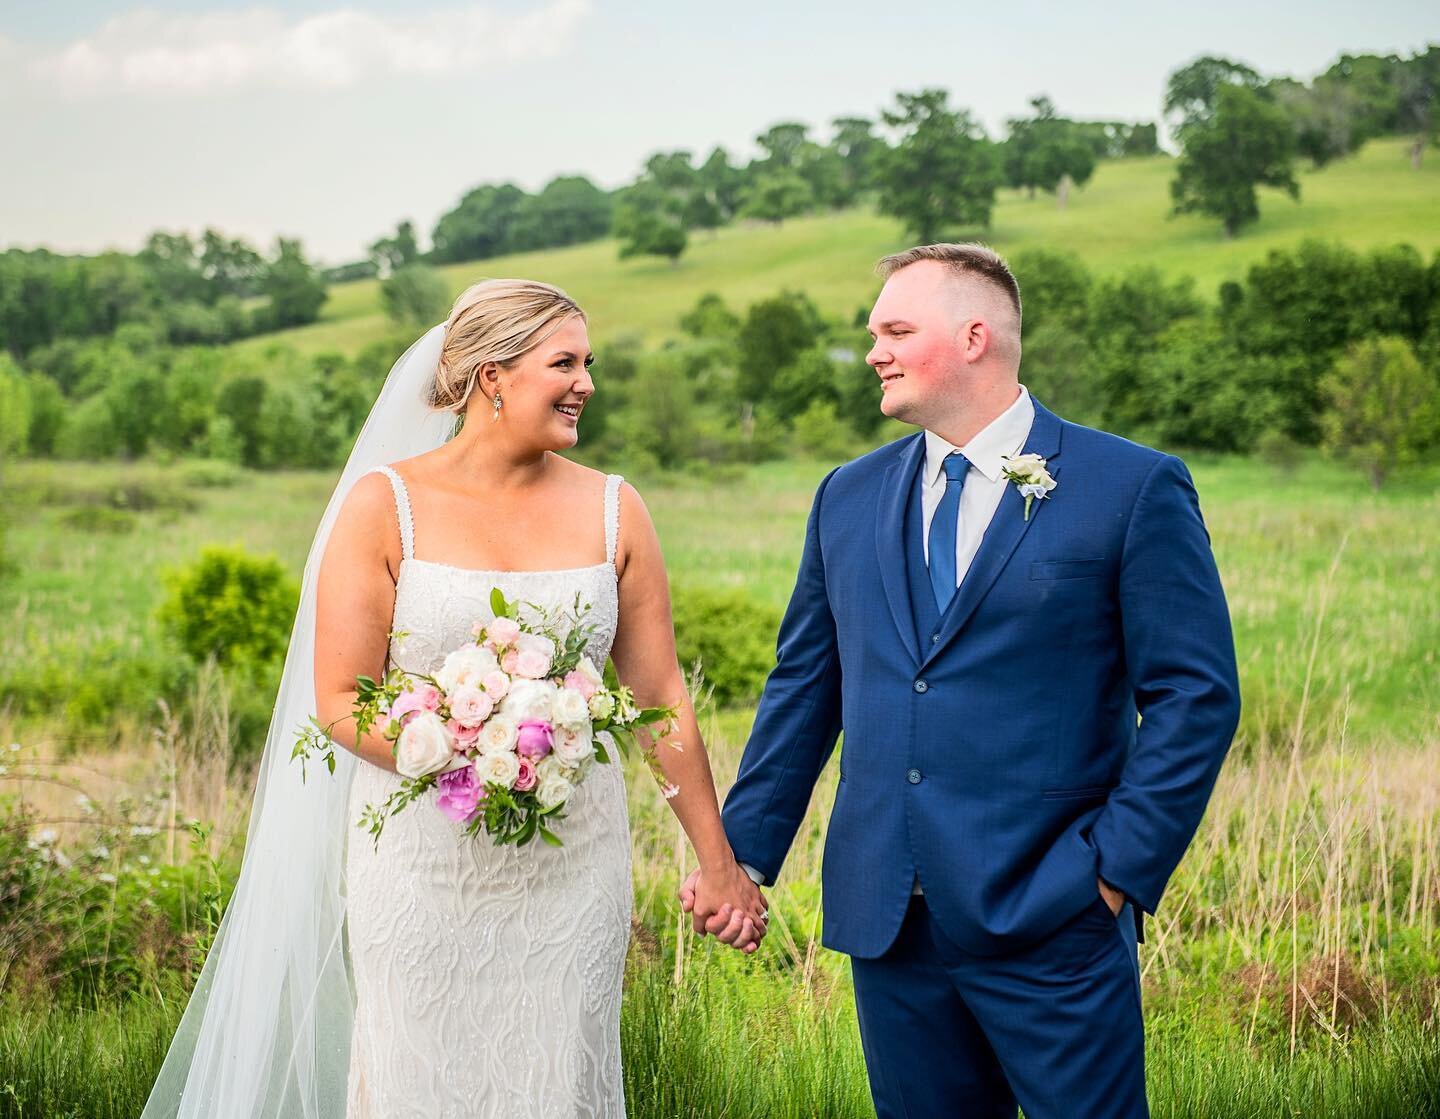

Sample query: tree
[157,546,299,670]
[740,171,814,224]
[368,220,421,277]
[1170,83,1299,237]
[199,229,264,300]
[1163,55,1263,138]
[612,183,687,263]
[873,89,1001,242]
[831,116,885,200]
[696,147,747,223]
[430,183,527,263]
[1003,97,1097,208]
[735,291,825,407]
[510,176,613,250]
[255,238,328,329]
[1320,336,1440,488]
[1396,45,1440,168]
[679,293,740,339]
[381,263,451,330]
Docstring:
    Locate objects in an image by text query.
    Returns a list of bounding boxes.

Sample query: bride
[142,279,767,1118]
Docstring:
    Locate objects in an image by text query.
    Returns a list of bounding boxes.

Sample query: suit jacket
[721,400,1241,958]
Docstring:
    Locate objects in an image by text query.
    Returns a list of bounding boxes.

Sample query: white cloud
[28,1,591,94]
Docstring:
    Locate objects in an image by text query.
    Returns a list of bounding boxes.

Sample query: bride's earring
[491,389,503,422]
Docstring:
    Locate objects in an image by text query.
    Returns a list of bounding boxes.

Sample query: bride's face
[495,316,595,450]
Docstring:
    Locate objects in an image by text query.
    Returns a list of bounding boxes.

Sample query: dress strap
[604,474,623,569]
[373,466,414,562]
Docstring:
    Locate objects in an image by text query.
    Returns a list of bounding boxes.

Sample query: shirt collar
[924,386,1035,486]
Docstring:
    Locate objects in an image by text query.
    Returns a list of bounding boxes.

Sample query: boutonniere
[999,453,1056,521]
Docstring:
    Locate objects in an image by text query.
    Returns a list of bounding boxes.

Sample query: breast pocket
[1029,558,1106,581]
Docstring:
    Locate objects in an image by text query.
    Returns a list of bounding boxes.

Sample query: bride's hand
[680,864,768,953]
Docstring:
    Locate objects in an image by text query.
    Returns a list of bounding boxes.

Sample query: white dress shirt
[921,386,1036,589]
[738,388,1035,894]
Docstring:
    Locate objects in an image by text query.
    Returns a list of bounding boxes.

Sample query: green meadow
[236,137,1440,359]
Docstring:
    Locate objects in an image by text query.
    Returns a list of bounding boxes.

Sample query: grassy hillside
[239,137,1440,358]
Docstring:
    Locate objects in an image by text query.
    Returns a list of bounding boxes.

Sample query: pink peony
[482,670,511,701]
[436,766,484,823]
[500,649,521,674]
[388,683,442,726]
[515,720,554,760]
[514,756,538,792]
[488,617,522,646]
[562,670,599,701]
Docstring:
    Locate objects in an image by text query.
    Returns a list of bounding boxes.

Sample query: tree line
[2,239,1436,490]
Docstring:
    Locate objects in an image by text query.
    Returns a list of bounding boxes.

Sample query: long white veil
[142,323,457,1118]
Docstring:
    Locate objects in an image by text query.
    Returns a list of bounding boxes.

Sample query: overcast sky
[2,0,1434,264]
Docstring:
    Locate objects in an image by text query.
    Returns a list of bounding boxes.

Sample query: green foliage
[156,545,299,671]
[380,263,450,330]
[368,219,420,276]
[614,182,689,263]
[254,238,328,331]
[679,293,741,340]
[736,291,825,407]
[791,399,856,459]
[874,88,1001,241]
[1171,83,1301,236]
[740,171,815,224]
[430,182,528,263]
[1164,55,1264,136]
[1003,97,1098,205]
[670,584,780,707]
[1320,336,1440,487]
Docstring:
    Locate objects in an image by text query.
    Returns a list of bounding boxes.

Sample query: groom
[685,244,1240,1117]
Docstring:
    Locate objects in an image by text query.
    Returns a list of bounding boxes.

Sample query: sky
[1,0,1434,265]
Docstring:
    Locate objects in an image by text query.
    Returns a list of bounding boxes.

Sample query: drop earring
[491,389,503,422]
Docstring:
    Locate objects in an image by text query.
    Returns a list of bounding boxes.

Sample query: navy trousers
[850,893,1147,1119]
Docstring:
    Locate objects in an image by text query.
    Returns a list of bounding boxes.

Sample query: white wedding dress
[344,467,632,1119]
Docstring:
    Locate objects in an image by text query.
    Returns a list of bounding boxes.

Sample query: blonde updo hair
[430,279,586,413]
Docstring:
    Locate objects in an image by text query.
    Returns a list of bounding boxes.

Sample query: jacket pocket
[1029,558,1106,581]
[1042,784,1112,801]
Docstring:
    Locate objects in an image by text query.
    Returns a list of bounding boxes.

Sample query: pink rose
[514,756,537,793]
[515,650,550,679]
[488,617,522,646]
[387,683,441,726]
[436,766,484,824]
[562,670,599,700]
[501,649,521,674]
[449,686,494,728]
[449,721,482,751]
[515,720,554,760]
[482,670,511,701]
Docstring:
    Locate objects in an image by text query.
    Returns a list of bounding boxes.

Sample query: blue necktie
[927,451,969,613]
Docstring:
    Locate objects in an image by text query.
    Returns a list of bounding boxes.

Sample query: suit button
[907,769,923,785]
[931,633,940,644]
[913,679,929,693]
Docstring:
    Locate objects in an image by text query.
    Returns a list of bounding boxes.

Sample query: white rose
[437,645,500,694]
[501,678,556,724]
[575,656,604,688]
[535,771,575,810]
[587,692,615,721]
[394,712,453,778]
[552,687,590,729]
[477,715,518,755]
[474,750,521,790]
[552,722,595,765]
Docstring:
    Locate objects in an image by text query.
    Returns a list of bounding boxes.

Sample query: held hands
[678,863,768,954]
[1098,876,1125,917]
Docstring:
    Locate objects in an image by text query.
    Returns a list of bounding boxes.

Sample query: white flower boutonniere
[999,453,1056,521]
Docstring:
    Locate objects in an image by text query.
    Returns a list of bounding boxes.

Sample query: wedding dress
[344,466,633,1119]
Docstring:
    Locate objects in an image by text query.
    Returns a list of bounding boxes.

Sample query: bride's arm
[608,482,768,950]
[313,473,405,772]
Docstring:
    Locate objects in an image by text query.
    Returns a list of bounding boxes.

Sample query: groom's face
[866,261,969,425]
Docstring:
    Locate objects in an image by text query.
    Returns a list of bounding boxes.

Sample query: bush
[156,546,299,671]
[380,264,450,330]
[670,585,780,708]
[1320,336,1440,488]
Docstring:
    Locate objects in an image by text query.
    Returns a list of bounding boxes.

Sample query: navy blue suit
[722,400,1240,1117]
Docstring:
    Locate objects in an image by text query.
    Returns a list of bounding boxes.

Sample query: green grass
[235,137,1440,358]
[8,449,1434,746]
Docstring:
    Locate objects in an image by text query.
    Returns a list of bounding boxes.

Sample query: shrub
[1320,336,1440,488]
[670,585,780,708]
[156,546,299,671]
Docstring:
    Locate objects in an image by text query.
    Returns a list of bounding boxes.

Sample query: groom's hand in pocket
[679,865,768,953]
[1098,875,1125,917]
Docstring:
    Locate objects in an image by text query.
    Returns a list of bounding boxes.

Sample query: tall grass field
[1,447,1437,1116]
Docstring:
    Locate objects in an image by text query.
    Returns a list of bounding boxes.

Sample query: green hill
[240,137,1439,357]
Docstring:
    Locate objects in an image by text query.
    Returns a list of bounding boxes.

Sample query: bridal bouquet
[294,589,678,849]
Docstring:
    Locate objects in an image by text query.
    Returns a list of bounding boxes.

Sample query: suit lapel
[920,401,1064,673]
[876,434,927,667]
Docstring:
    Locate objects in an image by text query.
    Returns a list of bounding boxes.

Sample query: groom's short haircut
[877,243,1023,323]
